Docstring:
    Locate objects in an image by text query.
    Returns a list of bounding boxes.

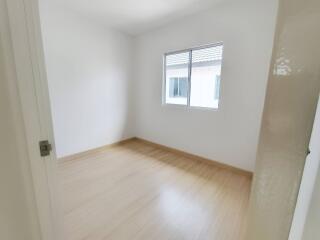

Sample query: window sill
[162,103,219,112]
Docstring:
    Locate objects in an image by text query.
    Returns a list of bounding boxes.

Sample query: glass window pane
[178,77,188,97]
[165,52,189,105]
[190,45,223,109]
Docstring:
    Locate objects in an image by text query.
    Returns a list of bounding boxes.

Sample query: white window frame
[162,42,224,110]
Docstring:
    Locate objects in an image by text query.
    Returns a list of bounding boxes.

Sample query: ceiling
[51,0,223,35]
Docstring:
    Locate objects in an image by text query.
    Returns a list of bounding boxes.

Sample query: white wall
[133,0,278,171]
[40,1,134,158]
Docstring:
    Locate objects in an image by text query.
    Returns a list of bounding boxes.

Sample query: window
[164,51,189,105]
[169,77,188,98]
[164,43,224,109]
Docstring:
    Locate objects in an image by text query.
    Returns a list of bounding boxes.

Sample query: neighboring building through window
[164,43,223,109]
[169,77,188,98]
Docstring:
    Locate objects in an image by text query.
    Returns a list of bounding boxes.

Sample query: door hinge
[39,140,52,157]
[306,148,311,156]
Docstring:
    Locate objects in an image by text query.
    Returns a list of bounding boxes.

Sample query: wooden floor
[59,139,252,240]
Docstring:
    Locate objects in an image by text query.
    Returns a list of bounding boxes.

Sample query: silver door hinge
[39,140,52,157]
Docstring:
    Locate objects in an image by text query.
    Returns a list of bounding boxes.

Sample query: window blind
[166,52,189,66]
[192,44,223,64]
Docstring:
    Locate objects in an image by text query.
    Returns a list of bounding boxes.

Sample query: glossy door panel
[246,0,320,239]
[289,97,320,240]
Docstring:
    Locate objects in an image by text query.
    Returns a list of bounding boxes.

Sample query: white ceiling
[52,0,223,35]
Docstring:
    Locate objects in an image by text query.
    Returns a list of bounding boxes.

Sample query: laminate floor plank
[59,139,252,240]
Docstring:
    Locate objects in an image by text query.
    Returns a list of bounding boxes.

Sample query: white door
[289,95,320,240]
[4,0,61,239]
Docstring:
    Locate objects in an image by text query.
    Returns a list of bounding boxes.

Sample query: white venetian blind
[192,44,223,64]
[166,51,189,67]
